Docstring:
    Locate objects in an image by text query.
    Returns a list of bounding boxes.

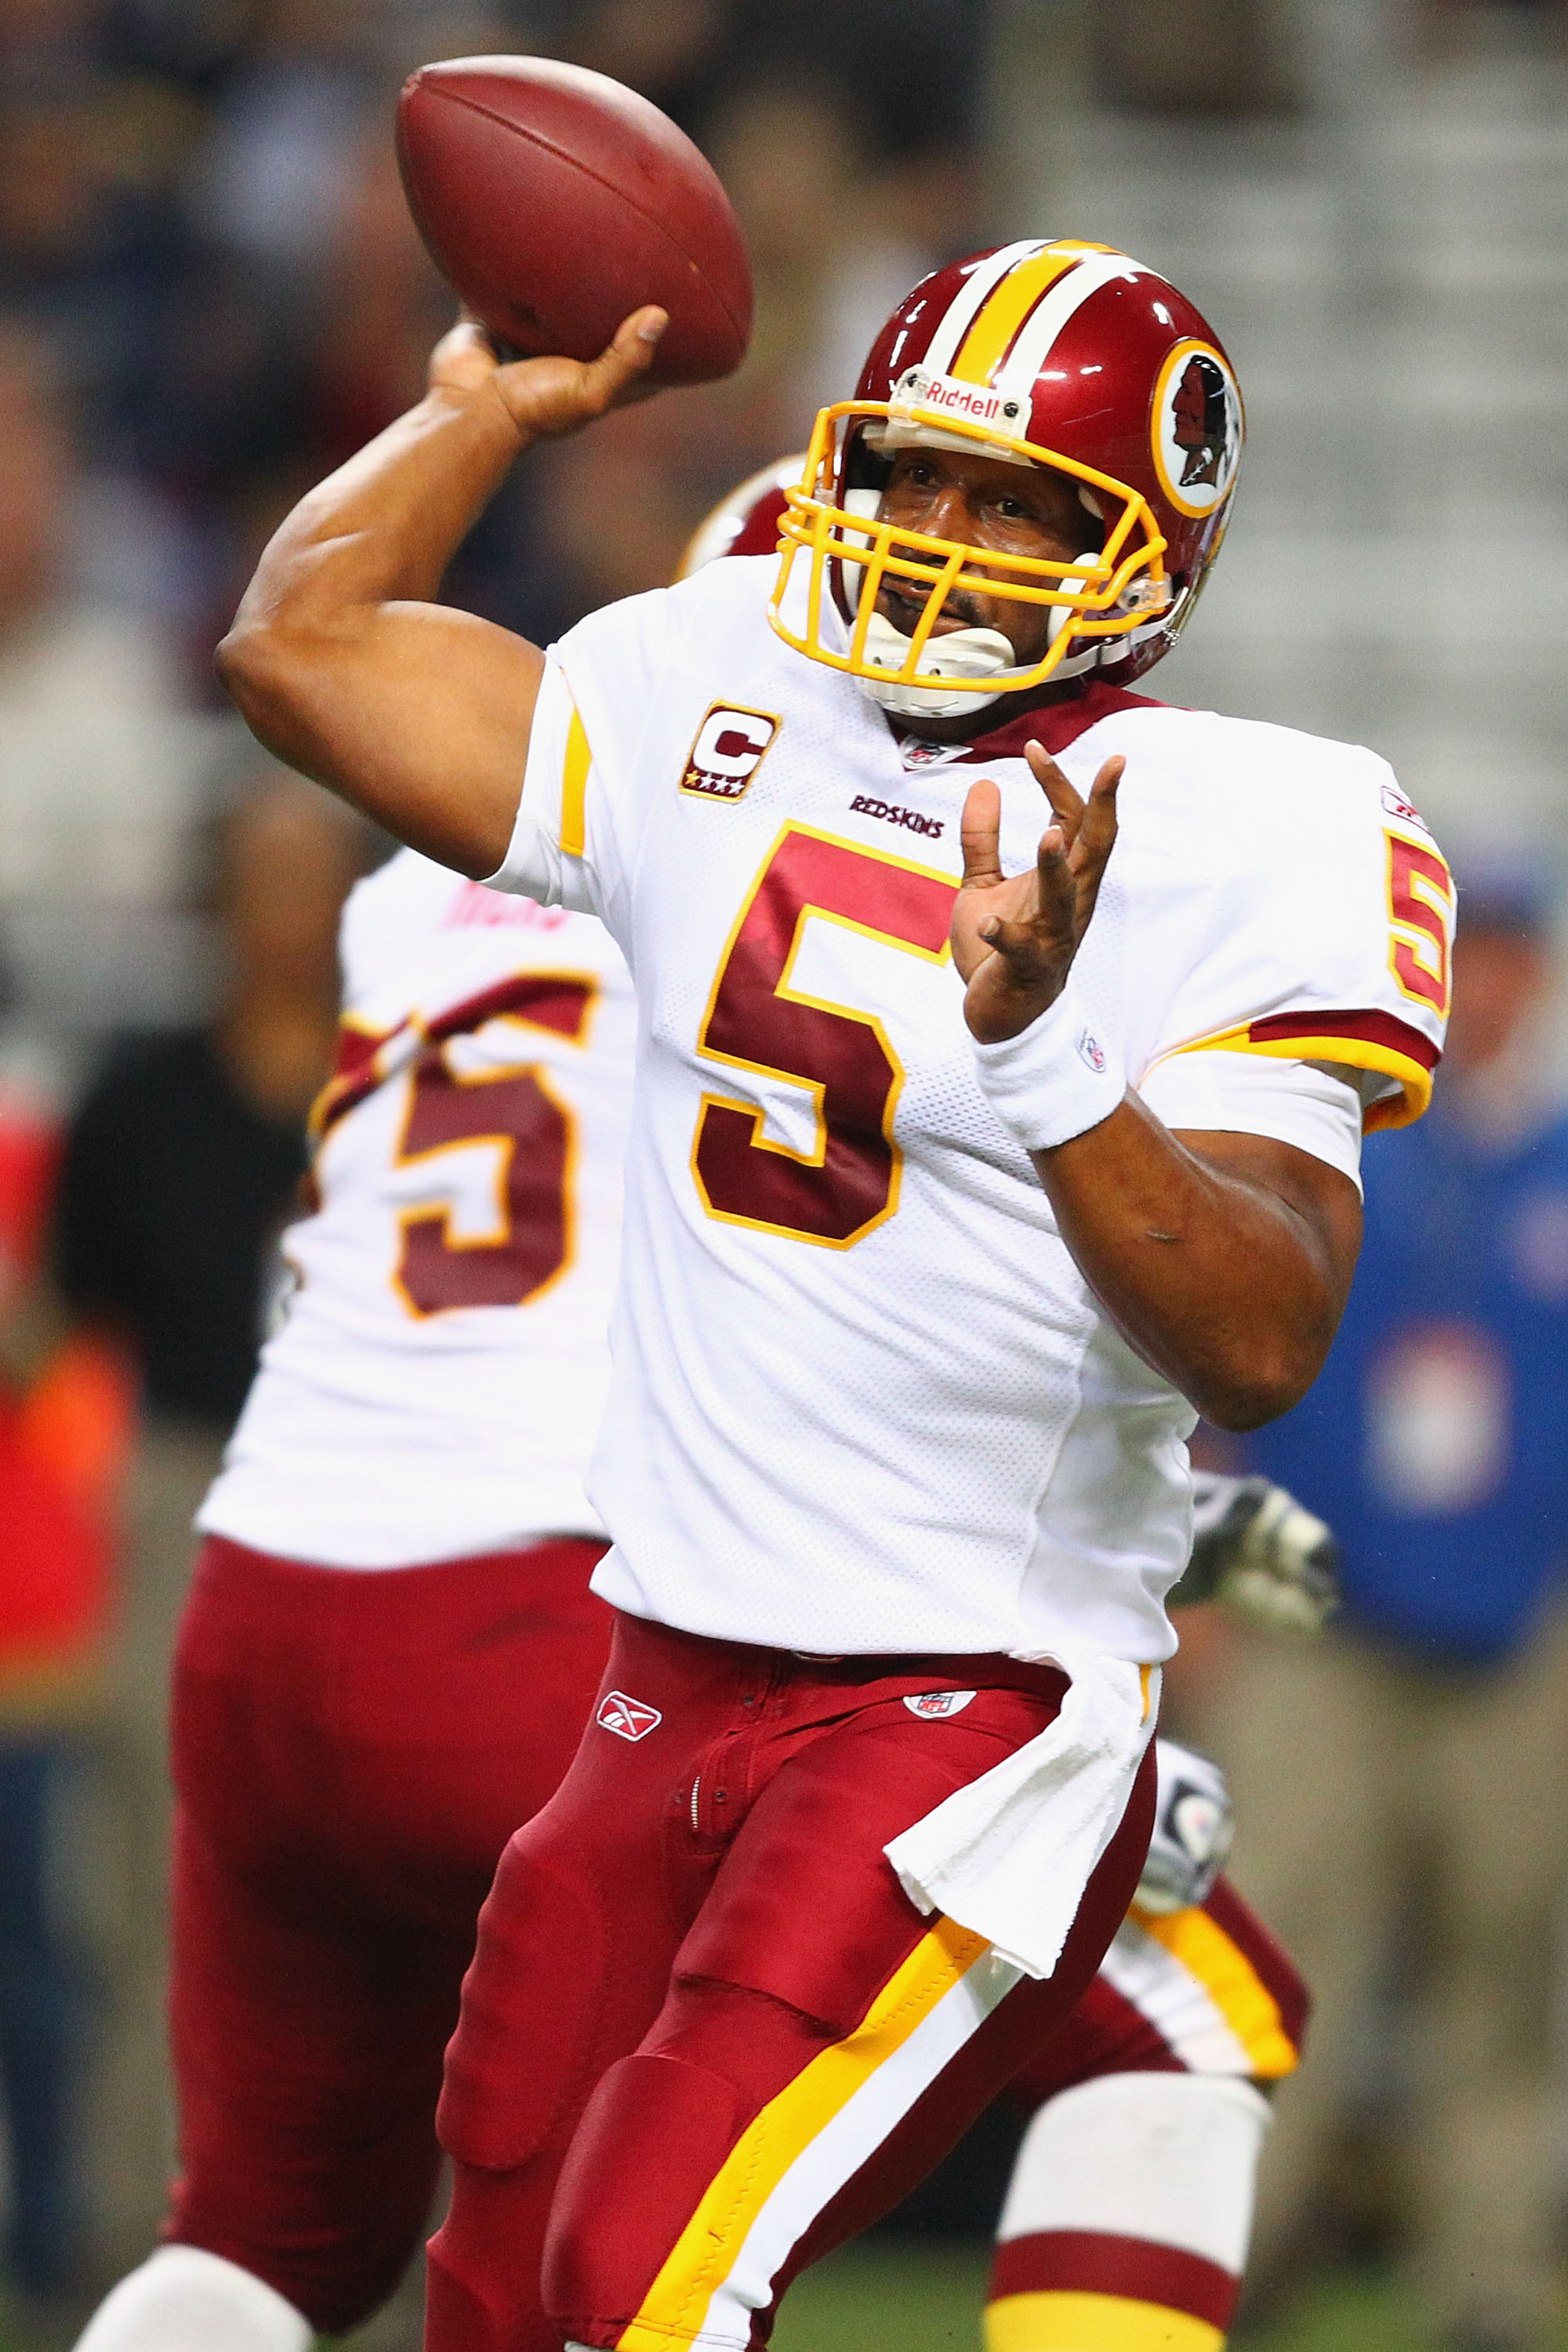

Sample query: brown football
[396,56,753,388]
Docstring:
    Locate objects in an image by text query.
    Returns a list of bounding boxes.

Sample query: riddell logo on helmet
[681,703,780,801]
[892,368,1026,430]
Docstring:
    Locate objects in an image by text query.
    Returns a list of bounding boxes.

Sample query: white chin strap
[853,560,1108,720]
[856,609,1019,719]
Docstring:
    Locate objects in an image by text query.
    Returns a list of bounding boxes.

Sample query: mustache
[876,576,993,632]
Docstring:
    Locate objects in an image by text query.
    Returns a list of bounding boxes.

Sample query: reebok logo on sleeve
[597,1691,663,1741]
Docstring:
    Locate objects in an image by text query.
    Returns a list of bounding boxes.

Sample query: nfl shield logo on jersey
[903,1690,976,1719]
[597,1690,664,1741]
[681,703,780,801]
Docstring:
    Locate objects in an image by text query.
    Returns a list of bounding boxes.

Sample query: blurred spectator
[0,1058,132,2313]
[183,0,380,275]
[1185,865,1568,2351]
[49,768,368,2275]
[0,53,193,463]
[1093,0,1298,116]
[0,322,222,1044]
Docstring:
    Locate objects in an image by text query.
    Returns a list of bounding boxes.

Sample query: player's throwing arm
[217,309,668,879]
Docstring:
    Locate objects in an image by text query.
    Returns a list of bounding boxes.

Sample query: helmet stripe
[921,239,1047,376]
[950,246,1086,386]
[996,252,1149,401]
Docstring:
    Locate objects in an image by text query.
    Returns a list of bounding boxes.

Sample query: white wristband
[971,982,1126,1152]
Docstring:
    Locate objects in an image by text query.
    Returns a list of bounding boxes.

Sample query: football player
[70,477,1325,2352]
[213,241,1449,2352]
[67,857,632,2352]
[687,466,1326,2352]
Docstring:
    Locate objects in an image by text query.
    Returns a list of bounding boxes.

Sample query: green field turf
[768,2240,1568,2352]
[8,2249,1565,2352]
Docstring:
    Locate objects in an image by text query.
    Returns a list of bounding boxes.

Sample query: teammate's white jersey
[199,850,634,1568]
[490,555,1450,1664]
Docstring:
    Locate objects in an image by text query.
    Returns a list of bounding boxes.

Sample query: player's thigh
[436,1692,713,2176]
[167,1802,466,2327]
[430,1670,723,2352]
[323,1537,615,1903]
[790,1762,1156,2284]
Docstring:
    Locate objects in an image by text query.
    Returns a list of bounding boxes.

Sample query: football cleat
[1172,1472,1341,1635]
[768,238,1243,713]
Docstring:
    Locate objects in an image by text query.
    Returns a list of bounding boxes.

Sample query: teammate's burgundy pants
[428,1610,1156,2352]
[165,1534,611,2336]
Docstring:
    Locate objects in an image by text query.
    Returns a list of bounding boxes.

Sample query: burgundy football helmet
[765,238,1243,716]
[677,454,800,577]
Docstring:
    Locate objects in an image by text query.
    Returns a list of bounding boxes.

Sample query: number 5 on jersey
[692,826,956,1248]
[390,978,597,1315]
[1386,833,1454,1018]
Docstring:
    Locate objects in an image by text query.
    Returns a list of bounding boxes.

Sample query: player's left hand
[951,742,1124,1043]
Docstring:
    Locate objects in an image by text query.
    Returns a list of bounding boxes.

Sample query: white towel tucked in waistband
[884,1647,1159,1981]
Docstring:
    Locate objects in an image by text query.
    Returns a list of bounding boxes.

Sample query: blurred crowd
[0,0,1566,2347]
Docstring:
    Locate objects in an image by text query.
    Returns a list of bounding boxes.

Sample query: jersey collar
[895,680,1162,768]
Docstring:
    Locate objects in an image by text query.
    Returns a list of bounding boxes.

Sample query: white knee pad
[996,2069,1272,2279]
[72,2246,313,2352]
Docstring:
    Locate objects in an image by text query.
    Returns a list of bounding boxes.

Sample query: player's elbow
[216,608,342,763]
[1202,1380,1302,1435]
[214,611,279,719]
[1194,1340,1322,1433]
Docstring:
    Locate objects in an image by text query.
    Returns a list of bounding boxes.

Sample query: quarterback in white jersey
[217,238,1450,2352]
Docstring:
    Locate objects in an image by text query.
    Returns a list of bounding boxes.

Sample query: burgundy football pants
[427,1610,1156,2352]
[165,1534,611,2336]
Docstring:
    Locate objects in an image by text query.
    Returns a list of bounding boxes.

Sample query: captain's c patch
[681,703,780,802]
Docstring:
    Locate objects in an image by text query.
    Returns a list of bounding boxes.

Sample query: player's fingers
[975,913,1044,965]
[958,779,1005,887]
[1033,823,1077,927]
[1072,756,1123,875]
[1024,742,1086,843]
[582,307,669,409]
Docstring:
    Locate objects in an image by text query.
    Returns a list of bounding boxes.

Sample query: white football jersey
[199,850,634,1567]
[488,556,1450,1663]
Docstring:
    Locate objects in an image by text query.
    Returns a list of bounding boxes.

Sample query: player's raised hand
[951,742,1123,1044]
[428,307,669,445]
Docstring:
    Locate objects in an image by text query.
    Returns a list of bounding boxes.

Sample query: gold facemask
[767,398,1172,700]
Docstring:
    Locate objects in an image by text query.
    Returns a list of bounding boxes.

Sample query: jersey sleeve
[1137,752,1453,1141]
[1139,1051,1370,1186]
[485,586,673,946]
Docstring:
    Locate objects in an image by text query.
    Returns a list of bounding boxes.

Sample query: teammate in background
[71,854,632,2352]
[215,240,1448,2352]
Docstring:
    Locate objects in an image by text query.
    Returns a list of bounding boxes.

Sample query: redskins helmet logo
[1151,340,1243,519]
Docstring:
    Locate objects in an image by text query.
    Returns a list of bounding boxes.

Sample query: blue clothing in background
[1250,1102,1568,1663]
